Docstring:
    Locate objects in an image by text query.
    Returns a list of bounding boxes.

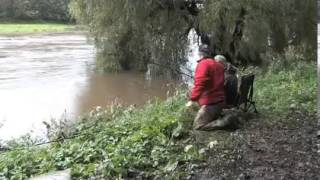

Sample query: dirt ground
[191,110,319,180]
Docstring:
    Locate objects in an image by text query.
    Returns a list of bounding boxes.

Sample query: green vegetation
[0,0,70,22]
[0,23,75,35]
[69,0,316,73]
[0,91,202,179]
[255,62,316,115]
[246,48,317,114]
[69,0,189,73]
[0,58,316,179]
[200,0,316,64]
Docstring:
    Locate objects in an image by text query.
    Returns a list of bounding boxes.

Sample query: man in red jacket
[186,44,226,130]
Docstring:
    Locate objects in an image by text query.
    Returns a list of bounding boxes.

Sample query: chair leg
[244,102,248,112]
[252,102,258,113]
[247,101,258,114]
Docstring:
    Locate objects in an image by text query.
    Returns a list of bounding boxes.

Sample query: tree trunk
[270,18,287,53]
[229,7,246,64]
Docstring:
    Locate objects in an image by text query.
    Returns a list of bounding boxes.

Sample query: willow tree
[199,0,317,65]
[70,0,201,76]
[70,0,316,73]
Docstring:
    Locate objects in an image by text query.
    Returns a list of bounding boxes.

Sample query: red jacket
[190,58,225,106]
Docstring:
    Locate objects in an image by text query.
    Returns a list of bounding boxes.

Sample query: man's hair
[199,44,210,57]
[214,55,227,64]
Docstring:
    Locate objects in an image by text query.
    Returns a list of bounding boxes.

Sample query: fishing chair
[235,74,258,113]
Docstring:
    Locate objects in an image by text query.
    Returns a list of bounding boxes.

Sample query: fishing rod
[0,123,100,154]
[105,52,195,79]
[147,61,194,80]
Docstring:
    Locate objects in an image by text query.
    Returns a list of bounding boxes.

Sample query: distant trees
[69,0,317,73]
[0,0,71,22]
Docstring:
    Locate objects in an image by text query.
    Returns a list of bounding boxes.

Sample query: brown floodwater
[0,32,177,140]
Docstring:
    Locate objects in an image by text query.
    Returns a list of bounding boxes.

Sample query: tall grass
[252,48,317,114]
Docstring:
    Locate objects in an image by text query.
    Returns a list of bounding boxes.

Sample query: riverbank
[0,61,317,179]
[0,22,77,35]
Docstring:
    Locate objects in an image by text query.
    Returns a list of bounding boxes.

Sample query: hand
[185,101,194,107]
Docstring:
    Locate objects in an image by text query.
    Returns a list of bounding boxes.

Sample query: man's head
[214,55,227,65]
[198,44,210,58]
[215,55,238,74]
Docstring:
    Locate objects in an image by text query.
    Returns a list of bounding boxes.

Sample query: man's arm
[190,61,209,102]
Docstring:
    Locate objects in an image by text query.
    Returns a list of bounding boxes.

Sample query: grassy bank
[0,61,317,179]
[0,23,76,35]
[255,60,317,115]
[0,92,201,179]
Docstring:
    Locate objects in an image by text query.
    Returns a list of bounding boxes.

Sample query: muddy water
[0,32,177,140]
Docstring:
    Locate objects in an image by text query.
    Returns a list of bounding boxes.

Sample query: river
[0,32,178,140]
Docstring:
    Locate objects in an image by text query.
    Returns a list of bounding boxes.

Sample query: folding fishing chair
[235,74,258,113]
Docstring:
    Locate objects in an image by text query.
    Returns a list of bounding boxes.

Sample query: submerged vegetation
[0,56,316,179]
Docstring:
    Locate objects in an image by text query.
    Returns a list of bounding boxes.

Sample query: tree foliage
[199,0,317,65]
[70,0,317,73]
[0,0,71,22]
[70,0,194,74]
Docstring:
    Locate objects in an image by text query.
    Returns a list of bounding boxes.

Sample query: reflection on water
[0,32,177,140]
[75,72,176,115]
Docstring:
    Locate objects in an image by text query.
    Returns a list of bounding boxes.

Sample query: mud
[192,111,319,179]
